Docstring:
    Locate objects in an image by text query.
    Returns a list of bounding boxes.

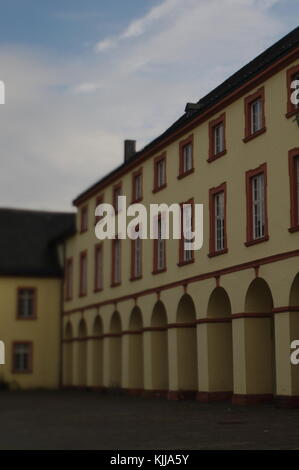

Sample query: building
[0,208,75,389]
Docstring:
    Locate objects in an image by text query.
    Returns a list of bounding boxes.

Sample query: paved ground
[0,390,299,449]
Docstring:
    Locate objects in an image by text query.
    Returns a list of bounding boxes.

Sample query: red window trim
[286,64,299,118]
[79,250,88,297]
[153,152,167,193]
[152,214,167,275]
[111,238,121,287]
[113,182,122,214]
[132,168,143,203]
[243,86,266,143]
[245,162,269,246]
[95,194,104,225]
[130,226,142,281]
[94,243,103,293]
[16,287,37,320]
[178,198,195,266]
[208,113,227,162]
[178,134,194,179]
[12,341,33,374]
[65,258,73,301]
[80,205,88,233]
[288,147,299,232]
[208,183,228,257]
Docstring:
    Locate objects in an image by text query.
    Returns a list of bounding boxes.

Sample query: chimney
[124,140,136,163]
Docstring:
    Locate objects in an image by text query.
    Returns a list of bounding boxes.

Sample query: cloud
[94,38,116,53]
[0,0,293,211]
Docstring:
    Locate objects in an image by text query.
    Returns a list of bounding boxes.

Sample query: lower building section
[62,256,299,406]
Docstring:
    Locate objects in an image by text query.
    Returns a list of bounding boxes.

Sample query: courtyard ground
[0,390,299,450]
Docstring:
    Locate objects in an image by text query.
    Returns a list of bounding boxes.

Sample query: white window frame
[214,123,224,155]
[252,173,265,240]
[214,192,225,251]
[250,98,262,134]
[183,143,192,173]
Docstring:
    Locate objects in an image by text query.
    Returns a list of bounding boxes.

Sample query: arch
[128,307,144,390]
[63,322,73,386]
[151,301,169,391]
[206,288,233,394]
[77,319,87,387]
[243,278,276,395]
[176,294,198,392]
[109,311,122,388]
[92,315,103,387]
[207,287,231,317]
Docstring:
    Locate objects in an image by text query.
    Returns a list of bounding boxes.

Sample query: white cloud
[94,38,116,52]
[0,0,294,211]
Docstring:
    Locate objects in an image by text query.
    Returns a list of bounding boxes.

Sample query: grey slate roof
[0,208,76,277]
[73,25,299,205]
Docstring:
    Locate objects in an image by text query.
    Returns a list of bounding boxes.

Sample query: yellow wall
[0,277,61,389]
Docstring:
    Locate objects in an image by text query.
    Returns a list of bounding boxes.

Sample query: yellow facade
[62,38,299,406]
[0,277,61,389]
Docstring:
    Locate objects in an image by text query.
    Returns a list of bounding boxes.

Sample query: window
[17,288,36,319]
[245,163,269,246]
[79,251,88,296]
[95,195,104,225]
[132,169,143,203]
[289,148,299,232]
[179,200,194,265]
[209,183,227,257]
[153,153,166,192]
[244,87,266,142]
[153,216,166,273]
[65,258,73,301]
[208,114,226,161]
[112,238,121,286]
[94,244,103,292]
[131,228,142,280]
[179,135,194,178]
[12,342,33,373]
[286,64,299,117]
[113,183,122,214]
[80,205,88,233]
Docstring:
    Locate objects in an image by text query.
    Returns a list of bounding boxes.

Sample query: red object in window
[152,215,166,274]
[79,250,88,297]
[245,163,269,246]
[80,205,88,233]
[12,341,33,374]
[95,195,104,225]
[243,87,266,143]
[178,198,195,266]
[153,152,167,193]
[288,147,299,232]
[94,244,103,292]
[132,168,143,203]
[208,183,228,257]
[65,258,73,301]
[178,135,194,179]
[208,113,227,162]
[113,183,122,214]
[286,64,299,118]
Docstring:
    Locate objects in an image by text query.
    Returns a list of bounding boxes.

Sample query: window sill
[177,259,194,267]
[111,282,121,288]
[94,287,103,293]
[245,235,269,247]
[177,168,194,180]
[79,292,87,298]
[130,275,142,282]
[207,149,227,163]
[208,248,228,258]
[12,370,33,375]
[131,197,143,204]
[16,316,37,321]
[289,225,299,233]
[152,184,167,194]
[80,229,88,234]
[243,127,266,143]
[152,268,167,275]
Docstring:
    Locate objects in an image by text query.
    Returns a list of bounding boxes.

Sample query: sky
[0,0,297,211]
